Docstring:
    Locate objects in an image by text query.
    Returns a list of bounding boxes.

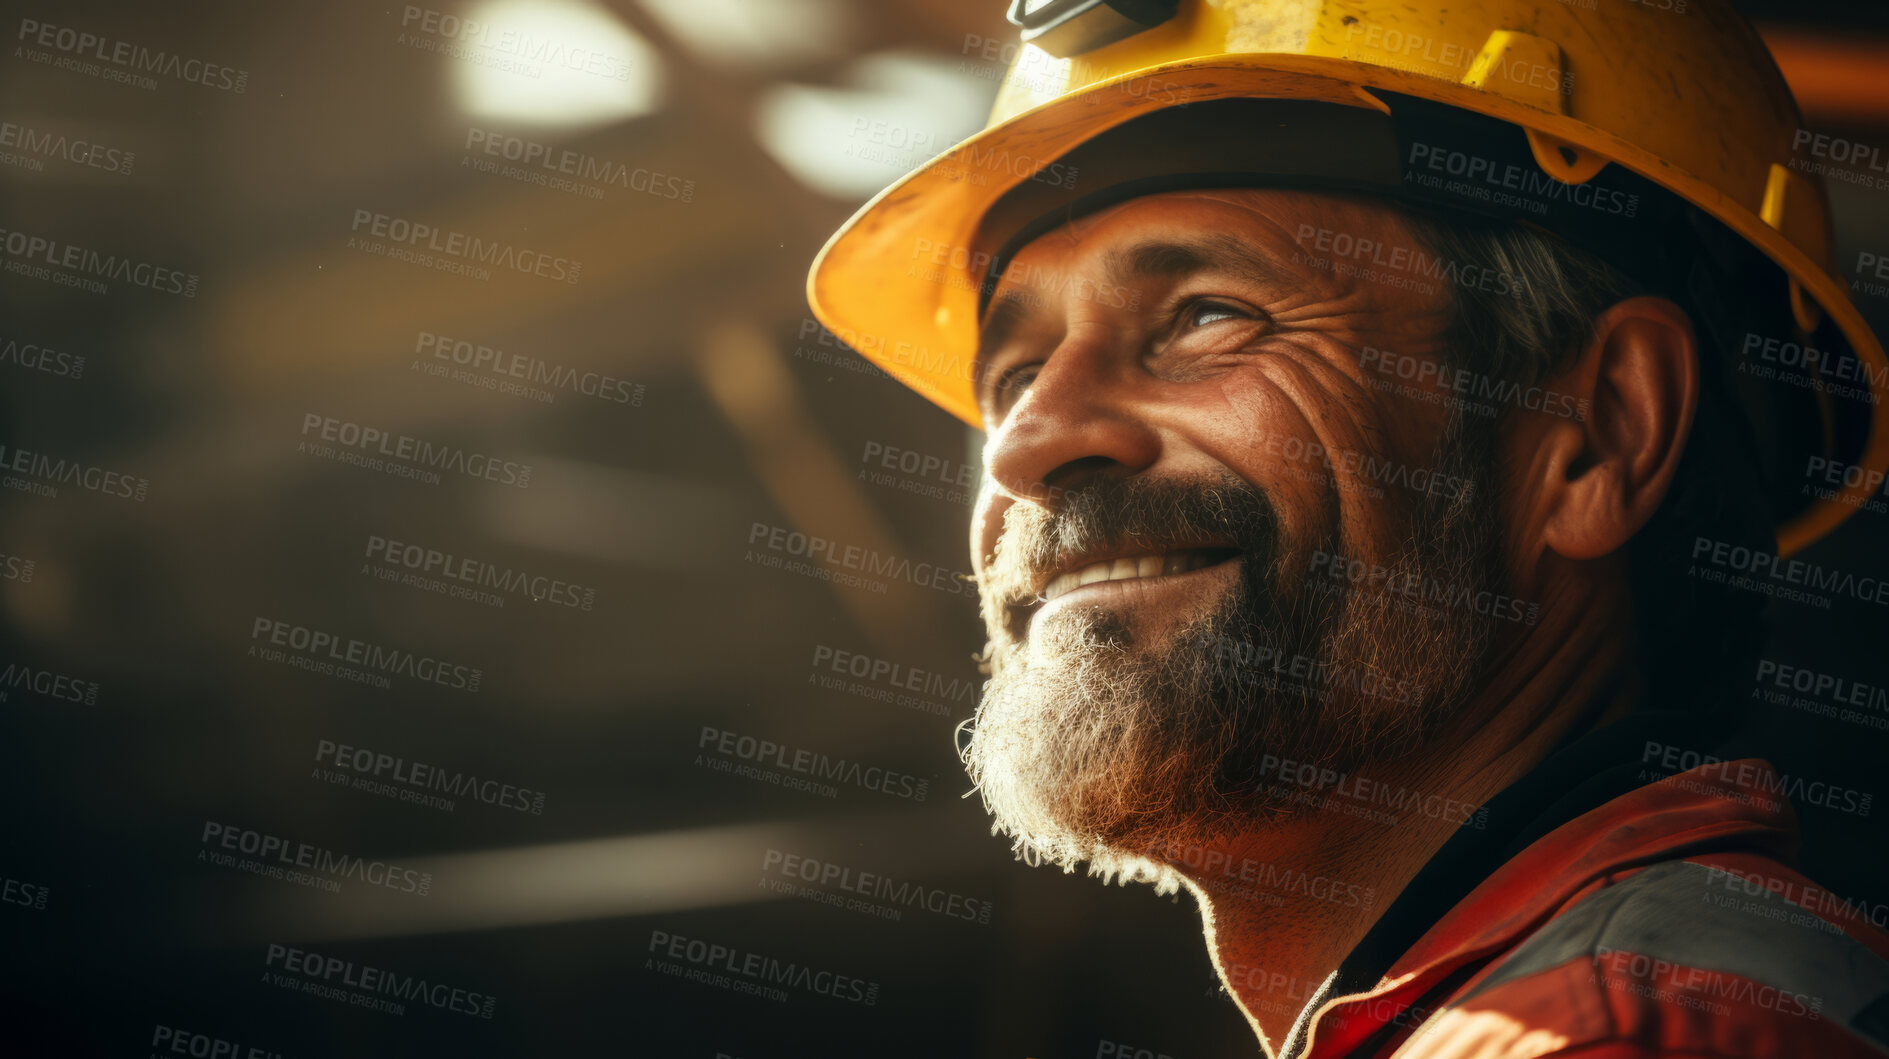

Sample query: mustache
[981,472,1283,611]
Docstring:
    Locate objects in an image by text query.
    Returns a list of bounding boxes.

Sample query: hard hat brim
[806,55,1888,554]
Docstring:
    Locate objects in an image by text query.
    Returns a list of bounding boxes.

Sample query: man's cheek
[971,482,1007,571]
[970,496,1026,641]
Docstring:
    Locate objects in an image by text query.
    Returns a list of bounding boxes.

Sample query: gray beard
[961,412,1503,887]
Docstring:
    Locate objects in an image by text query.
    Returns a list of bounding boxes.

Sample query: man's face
[961,189,1514,876]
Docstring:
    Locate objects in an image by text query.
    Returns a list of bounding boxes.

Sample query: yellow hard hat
[806,0,1888,555]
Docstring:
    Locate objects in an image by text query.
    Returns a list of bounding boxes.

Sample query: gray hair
[1398,211,1645,387]
[1395,208,1771,717]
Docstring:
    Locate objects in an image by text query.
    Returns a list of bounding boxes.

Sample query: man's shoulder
[1407,856,1889,1058]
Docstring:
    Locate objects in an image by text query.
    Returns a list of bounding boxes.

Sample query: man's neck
[1185,614,1635,1056]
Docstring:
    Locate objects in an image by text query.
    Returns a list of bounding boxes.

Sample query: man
[809,2,1889,1056]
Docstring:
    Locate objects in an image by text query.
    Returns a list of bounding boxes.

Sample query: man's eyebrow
[1103,234,1295,291]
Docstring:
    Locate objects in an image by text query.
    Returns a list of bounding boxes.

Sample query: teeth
[1040,550,1232,602]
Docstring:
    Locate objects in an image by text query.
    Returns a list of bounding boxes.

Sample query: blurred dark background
[1,2,1887,1057]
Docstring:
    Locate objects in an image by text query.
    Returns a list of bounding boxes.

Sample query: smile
[1038,547,1241,603]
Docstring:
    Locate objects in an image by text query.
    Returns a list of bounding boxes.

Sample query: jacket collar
[1292,711,1798,1058]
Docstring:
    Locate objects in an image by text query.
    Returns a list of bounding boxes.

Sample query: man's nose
[981,327,1160,506]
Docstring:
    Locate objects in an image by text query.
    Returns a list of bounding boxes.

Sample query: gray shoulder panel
[1457,859,1889,1053]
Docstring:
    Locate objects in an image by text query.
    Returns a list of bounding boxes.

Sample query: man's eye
[997,364,1040,402]
[1184,301,1248,328]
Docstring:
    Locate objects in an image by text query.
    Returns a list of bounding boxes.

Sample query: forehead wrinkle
[1101,232,1297,295]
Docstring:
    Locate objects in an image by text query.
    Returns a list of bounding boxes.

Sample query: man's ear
[1532,296,1699,562]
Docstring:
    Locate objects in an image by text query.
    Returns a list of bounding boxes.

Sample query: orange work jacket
[1289,755,1889,1058]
